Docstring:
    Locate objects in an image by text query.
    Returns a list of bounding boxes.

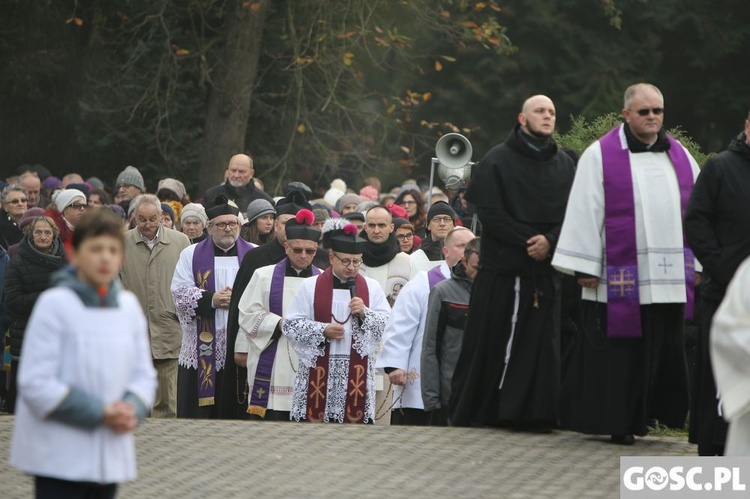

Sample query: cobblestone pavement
[0,416,695,498]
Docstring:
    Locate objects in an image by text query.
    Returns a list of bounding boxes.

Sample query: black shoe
[611,434,635,445]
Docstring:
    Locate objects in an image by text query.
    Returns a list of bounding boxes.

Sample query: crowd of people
[3,81,750,496]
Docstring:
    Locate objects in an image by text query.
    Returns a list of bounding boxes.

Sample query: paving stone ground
[0,416,695,498]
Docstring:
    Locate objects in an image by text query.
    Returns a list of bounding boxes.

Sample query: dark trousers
[391,407,431,426]
[35,476,117,499]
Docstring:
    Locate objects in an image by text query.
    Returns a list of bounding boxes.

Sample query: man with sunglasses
[553,83,701,445]
[171,195,255,418]
[234,210,321,421]
[283,220,390,423]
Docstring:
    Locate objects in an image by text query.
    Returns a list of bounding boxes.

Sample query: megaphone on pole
[434,133,473,191]
[435,133,473,169]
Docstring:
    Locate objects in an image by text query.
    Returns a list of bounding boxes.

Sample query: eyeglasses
[396,233,414,241]
[399,200,417,206]
[332,253,362,268]
[68,203,88,211]
[634,107,664,116]
[7,198,28,204]
[431,216,454,225]
[290,247,317,255]
[212,221,239,230]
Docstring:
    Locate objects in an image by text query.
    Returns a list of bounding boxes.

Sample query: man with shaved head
[204,153,273,212]
[449,94,576,431]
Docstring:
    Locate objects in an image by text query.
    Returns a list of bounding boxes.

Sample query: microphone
[346,278,360,326]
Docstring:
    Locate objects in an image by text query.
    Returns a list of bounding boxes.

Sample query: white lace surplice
[283,276,390,423]
[171,244,241,371]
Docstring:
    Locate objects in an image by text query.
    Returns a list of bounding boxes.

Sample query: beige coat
[121,226,191,359]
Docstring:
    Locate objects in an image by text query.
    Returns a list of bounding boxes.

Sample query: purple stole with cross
[306,268,370,423]
[192,237,253,406]
[247,259,320,417]
[600,125,695,338]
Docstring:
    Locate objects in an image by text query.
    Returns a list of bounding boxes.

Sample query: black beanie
[427,201,456,222]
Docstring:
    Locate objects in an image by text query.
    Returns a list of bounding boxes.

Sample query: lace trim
[178,324,227,371]
[353,309,388,358]
[283,318,326,369]
[173,285,203,328]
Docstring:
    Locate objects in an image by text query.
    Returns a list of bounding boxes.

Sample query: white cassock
[376,261,450,410]
[283,275,390,423]
[236,263,307,413]
[171,244,243,373]
[410,249,441,276]
[552,129,702,301]
[359,251,413,305]
[711,257,750,455]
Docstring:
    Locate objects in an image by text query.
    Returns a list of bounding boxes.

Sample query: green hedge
[554,113,712,167]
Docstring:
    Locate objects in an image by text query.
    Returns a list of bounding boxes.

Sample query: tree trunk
[198,0,271,195]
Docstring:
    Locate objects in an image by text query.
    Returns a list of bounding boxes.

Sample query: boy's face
[70,234,124,288]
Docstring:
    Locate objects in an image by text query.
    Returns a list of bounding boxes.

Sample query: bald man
[449,95,576,431]
[204,154,273,212]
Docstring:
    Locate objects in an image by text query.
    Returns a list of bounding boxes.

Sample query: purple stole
[306,268,370,423]
[600,125,695,338]
[192,237,253,406]
[247,259,320,417]
[427,264,447,290]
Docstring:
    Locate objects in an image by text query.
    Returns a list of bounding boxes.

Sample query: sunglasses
[290,247,317,255]
[7,198,28,204]
[635,107,664,116]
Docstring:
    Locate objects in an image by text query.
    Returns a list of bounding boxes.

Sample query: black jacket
[4,236,66,358]
[685,132,750,303]
[204,181,273,212]
[0,208,23,250]
[465,125,576,277]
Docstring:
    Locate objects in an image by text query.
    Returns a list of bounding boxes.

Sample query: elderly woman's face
[3,190,28,219]
[31,220,55,251]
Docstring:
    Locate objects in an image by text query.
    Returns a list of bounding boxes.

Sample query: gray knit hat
[336,193,363,213]
[246,198,276,224]
[116,166,145,192]
[180,203,208,227]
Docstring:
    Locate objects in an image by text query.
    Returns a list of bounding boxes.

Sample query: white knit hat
[180,202,208,226]
[54,189,86,212]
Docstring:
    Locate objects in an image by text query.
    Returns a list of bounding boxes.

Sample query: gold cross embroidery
[348,364,366,406]
[256,387,266,399]
[407,368,420,384]
[609,269,635,298]
[309,366,327,409]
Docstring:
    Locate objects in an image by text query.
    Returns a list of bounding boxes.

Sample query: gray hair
[1,184,29,204]
[131,194,162,216]
[623,83,664,110]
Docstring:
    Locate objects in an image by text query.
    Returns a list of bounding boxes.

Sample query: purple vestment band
[248,259,320,417]
[192,237,252,406]
[600,125,695,339]
[427,265,447,290]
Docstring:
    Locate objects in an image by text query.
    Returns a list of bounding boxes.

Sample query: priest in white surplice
[552,83,701,445]
[171,196,255,418]
[283,221,390,423]
[235,209,321,421]
[711,256,750,456]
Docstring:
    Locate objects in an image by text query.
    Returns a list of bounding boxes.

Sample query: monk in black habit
[685,115,750,455]
[216,189,328,419]
[449,95,575,430]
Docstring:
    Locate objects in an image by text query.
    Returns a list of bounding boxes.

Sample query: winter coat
[4,236,66,358]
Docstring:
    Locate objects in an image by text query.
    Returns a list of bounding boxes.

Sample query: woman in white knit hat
[47,188,88,255]
[179,203,208,244]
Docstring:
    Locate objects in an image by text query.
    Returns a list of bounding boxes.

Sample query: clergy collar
[286,258,314,278]
[623,124,670,153]
[331,271,352,288]
[214,241,238,256]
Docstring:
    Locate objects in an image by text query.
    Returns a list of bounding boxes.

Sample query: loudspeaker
[435,133,473,168]
[435,133,473,190]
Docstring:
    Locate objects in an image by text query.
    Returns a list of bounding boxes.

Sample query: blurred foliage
[555,113,713,167]
[0,0,747,196]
